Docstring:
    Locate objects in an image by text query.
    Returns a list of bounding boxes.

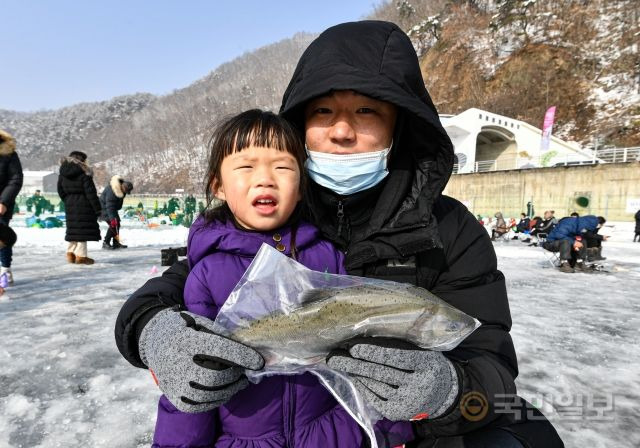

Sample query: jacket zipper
[283,378,295,447]
[336,200,345,237]
[289,380,295,447]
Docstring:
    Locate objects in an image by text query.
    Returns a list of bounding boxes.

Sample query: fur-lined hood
[60,156,93,177]
[0,130,16,157]
[110,175,125,198]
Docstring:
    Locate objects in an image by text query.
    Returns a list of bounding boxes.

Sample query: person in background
[583,216,608,261]
[527,210,557,246]
[0,222,17,296]
[0,130,23,285]
[543,215,602,273]
[512,212,530,240]
[100,175,133,250]
[491,211,509,240]
[634,209,640,242]
[57,151,102,265]
[521,216,540,243]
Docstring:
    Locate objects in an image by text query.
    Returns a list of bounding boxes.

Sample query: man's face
[304,90,397,154]
[544,211,552,219]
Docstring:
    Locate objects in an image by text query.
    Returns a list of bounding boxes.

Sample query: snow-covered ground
[1,221,639,447]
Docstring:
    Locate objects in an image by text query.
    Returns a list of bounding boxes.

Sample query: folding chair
[537,233,561,268]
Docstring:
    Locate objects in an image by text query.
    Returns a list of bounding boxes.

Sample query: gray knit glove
[139,309,264,413]
[327,338,459,422]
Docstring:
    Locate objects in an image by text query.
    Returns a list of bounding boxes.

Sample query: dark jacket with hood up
[0,131,23,220]
[114,21,562,448]
[100,175,127,221]
[58,157,102,242]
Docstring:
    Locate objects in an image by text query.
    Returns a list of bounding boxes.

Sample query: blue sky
[2,0,378,112]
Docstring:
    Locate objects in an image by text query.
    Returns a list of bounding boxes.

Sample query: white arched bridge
[439,108,637,173]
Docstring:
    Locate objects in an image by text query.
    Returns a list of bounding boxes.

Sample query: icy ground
[0,222,639,447]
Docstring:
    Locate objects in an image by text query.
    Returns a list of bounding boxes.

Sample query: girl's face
[214,145,302,231]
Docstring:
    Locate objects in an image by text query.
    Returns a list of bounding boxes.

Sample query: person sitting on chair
[512,213,530,240]
[527,210,557,246]
[583,216,607,261]
[543,215,601,273]
[491,211,509,241]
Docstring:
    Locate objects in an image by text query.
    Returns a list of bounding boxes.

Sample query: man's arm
[115,259,189,368]
[582,229,603,242]
[417,197,518,437]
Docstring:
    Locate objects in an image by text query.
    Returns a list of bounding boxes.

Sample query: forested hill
[2,0,637,192]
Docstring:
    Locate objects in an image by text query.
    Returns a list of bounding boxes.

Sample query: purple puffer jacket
[152,217,414,448]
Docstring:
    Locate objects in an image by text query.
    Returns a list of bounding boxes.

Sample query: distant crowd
[0,129,134,295]
[480,209,624,273]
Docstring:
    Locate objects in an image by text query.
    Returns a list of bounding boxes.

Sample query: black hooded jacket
[0,134,23,220]
[115,21,561,447]
[58,157,102,242]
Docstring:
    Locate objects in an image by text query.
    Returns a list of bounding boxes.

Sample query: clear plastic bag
[213,243,480,447]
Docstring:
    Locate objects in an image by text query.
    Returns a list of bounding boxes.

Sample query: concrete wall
[443,162,640,221]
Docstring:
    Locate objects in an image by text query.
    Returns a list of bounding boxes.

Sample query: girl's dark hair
[203,109,306,224]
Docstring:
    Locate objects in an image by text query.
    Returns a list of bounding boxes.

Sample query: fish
[229,283,478,365]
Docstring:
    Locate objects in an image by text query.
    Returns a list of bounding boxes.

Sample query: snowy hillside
[1,221,639,447]
[2,1,637,193]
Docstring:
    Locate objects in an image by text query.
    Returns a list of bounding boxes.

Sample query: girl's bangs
[223,119,299,158]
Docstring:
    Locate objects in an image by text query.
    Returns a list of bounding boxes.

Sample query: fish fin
[299,288,335,304]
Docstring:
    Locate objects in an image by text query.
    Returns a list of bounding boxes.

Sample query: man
[516,213,530,233]
[100,175,133,249]
[0,130,23,285]
[582,216,608,261]
[543,215,602,273]
[115,21,562,447]
[527,210,557,246]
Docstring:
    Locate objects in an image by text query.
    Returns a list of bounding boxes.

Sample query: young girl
[143,110,367,447]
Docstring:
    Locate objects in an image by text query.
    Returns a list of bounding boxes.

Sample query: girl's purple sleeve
[152,267,219,446]
[335,246,348,275]
[375,419,416,446]
[153,395,218,447]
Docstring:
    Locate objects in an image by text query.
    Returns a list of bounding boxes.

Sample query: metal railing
[453,146,639,174]
[595,147,640,164]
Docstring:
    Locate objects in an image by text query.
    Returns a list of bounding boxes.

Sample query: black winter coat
[0,139,23,221]
[635,210,640,233]
[115,21,562,448]
[58,158,101,242]
[100,176,125,221]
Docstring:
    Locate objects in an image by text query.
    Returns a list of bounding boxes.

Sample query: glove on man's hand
[139,309,264,413]
[109,218,118,229]
[327,338,459,422]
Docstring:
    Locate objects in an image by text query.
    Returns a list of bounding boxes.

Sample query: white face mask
[304,143,392,195]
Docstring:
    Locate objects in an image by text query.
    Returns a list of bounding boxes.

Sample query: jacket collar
[187,216,320,268]
[110,175,124,198]
[60,156,93,177]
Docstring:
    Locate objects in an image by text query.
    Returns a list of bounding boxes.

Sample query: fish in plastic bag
[213,244,480,448]
[231,283,478,364]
